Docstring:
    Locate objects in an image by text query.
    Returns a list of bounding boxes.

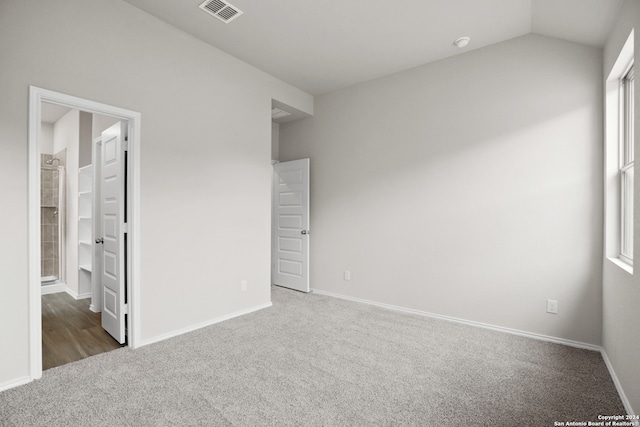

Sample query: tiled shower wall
[40,150,66,281]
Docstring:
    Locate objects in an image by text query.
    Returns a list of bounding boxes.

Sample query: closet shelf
[79,264,92,273]
[41,205,57,208]
[79,240,92,247]
[79,191,92,197]
[79,216,92,221]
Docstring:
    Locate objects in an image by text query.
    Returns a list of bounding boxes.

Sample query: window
[620,65,634,264]
[605,30,633,272]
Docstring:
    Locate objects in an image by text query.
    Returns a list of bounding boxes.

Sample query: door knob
[301,230,309,235]
[95,238,104,244]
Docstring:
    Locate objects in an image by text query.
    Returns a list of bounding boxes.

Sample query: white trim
[0,376,32,393]
[91,136,103,319]
[40,283,67,295]
[28,87,42,382]
[605,29,634,264]
[601,349,635,415]
[607,256,634,275]
[607,29,634,82]
[311,289,601,351]
[28,86,142,383]
[39,283,92,300]
[311,290,638,411]
[64,287,92,301]
[128,112,142,351]
[137,302,273,347]
[619,64,634,263]
[27,88,42,379]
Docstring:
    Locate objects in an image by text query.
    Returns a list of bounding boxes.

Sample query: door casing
[28,86,141,381]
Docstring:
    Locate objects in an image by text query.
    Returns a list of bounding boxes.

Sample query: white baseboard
[138,301,273,348]
[601,349,635,416]
[64,288,92,300]
[40,284,91,301]
[89,304,100,313]
[311,289,638,414]
[41,283,67,295]
[311,289,601,352]
[0,376,31,393]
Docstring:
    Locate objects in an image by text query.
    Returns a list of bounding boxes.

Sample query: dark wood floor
[42,293,124,370]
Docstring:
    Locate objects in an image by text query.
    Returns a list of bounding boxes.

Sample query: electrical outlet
[241,280,247,291]
[546,299,558,314]
[344,270,351,281]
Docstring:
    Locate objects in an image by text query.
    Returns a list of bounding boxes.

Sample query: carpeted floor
[0,286,625,426]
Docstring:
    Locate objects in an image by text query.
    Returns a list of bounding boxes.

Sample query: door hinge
[123,223,129,233]
[123,304,128,314]
[123,140,129,151]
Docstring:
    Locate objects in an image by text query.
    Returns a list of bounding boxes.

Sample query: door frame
[89,136,103,314]
[28,86,142,381]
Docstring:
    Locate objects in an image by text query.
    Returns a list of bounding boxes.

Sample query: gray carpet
[0,286,624,426]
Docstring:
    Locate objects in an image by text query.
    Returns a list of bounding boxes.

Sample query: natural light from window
[620,65,634,265]
[605,29,634,273]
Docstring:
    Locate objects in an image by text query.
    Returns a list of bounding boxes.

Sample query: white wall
[272,122,280,162]
[78,111,92,169]
[602,0,640,414]
[280,34,603,345]
[92,113,120,140]
[0,0,312,389]
[40,123,54,155]
[53,109,80,295]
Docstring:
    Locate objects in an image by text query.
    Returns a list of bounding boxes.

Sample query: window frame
[619,64,634,265]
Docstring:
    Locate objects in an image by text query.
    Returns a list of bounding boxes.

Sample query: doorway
[271,158,310,293]
[269,103,311,293]
[41,292,124,370]
[28,87,141,381]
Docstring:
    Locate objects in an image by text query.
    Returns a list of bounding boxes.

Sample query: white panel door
[273,159,310,293]
[100,122,126,344]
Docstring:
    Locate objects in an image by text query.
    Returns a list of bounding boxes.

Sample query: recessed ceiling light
[454,37,471,48]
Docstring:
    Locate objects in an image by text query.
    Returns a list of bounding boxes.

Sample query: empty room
[1,0,639,425]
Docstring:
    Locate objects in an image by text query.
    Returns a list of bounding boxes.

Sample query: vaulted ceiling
[123,0,622,95]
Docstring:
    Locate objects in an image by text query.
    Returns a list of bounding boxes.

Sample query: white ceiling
[124,0,622,96]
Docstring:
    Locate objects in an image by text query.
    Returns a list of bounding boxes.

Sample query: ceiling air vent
[199,0,243,23]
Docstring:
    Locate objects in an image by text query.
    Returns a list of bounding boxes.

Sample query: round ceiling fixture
[454,37,471,48]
